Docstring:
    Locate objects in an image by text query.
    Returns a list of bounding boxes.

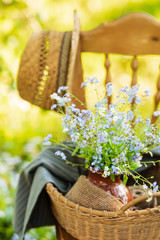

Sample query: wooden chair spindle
[105,54,112,105]
[130,55,139,112]
[152,64,160,123]
[131,55,139,87]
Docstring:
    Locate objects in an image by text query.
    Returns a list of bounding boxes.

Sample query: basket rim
[46,182,160,218]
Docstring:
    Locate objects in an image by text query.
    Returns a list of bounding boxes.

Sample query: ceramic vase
[88,169,133,204]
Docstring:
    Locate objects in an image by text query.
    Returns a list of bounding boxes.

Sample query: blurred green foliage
[1,0,160,239]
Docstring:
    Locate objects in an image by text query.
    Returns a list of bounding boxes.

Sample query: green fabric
[13,142,87,240]
[13,141,160,240]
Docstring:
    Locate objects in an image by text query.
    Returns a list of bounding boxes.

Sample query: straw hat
[17,11,85,110]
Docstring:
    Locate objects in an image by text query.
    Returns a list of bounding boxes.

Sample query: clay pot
[88,170,133,205]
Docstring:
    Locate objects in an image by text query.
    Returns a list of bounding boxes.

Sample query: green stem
[131,169,154,186]
[128,170,149,195]
[65,159,85,166]
[69,92,87,108]
[141,160,160,164]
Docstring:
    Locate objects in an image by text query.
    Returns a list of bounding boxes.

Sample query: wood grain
[80,13,160,55]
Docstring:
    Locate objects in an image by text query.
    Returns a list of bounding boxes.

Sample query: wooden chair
[52,11,160,239]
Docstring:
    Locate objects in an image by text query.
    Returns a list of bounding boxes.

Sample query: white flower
[102,171,110,178]
[104,166,109,171]
[146,197,152,202]
[102,166,110,178]
[142,184,148,190]
[113,116,118,121]
[63,127,69,132]
[98,108,106,116]
[148,189,152,196]
[50,93,59,100]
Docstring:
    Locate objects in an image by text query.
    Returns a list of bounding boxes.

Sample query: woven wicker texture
[57,32,72,96]
[17,31,71,110]
[65,175,123,211]
[56,222,77,240]
[46,183,160,240]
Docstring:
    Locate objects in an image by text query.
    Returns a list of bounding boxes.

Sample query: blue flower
[81,77,100,87]
[57,86,68,94]
[135,95,141,104]
[156,138,160,144]
[43,134,52,141]
[51,104,57,110]
[64,93,70,98]
[131,85,139,94]
[55,151,67,160]
[135,115,142,124]
[92,155,98,160]
[96,146,103,154]
[153,181,157,187]
[153,111,160,116]
[111,158,119,165]
[152,181,158,193]
[144,89,150,97]
[118,86,129,94]
[127,110,134,121]
[111,165,120,174]
[89,77,100,84]
[43,140,52,146]
[145,118,151,127]
[81,81,88,87]
[128,95,134,103]
[106,82,113,97]
[94,166,100,172]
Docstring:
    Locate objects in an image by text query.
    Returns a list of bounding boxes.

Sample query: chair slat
[81,13,160,55]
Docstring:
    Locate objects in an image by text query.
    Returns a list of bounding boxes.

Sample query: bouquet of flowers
[43,77,160,200]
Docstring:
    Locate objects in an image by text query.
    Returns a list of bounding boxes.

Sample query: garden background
[1,0,160,239]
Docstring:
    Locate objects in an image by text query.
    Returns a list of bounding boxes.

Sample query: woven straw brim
[46,183,160,240]
[17,31,71,110]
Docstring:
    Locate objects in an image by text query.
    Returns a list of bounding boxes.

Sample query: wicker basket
[46,183,160,240]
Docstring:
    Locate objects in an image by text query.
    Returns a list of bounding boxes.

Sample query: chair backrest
[69,11,160,123]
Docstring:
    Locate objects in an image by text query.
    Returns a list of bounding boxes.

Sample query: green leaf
[130,162,142,170]
[85,163,89,169]
[71,146,79,156]
[123,174,128,185]
[148,151,153,157]
[110,174,115,182]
